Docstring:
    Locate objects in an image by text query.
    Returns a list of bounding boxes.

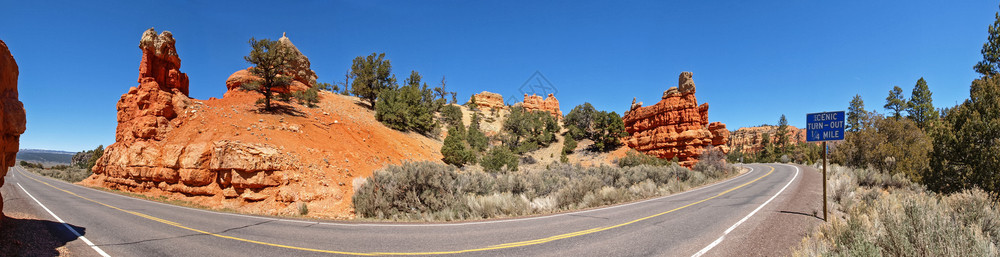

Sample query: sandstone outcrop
[622,72,729,168]
[84,29,442,219]
[728,125,807,154]
[223,33,315,97]
[521,93,562,119]
[278,32,317,86]
[470,91,505,110]
[0,39,28,228]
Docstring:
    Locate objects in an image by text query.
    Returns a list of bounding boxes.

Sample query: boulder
[622,72,728,168]
[0,39,27,228]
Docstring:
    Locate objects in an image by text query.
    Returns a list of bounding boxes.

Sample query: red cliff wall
[0,39,28,228]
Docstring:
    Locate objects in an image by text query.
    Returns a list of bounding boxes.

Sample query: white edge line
[16,164,757,228]
[691,164,800,257]
[16,182,112,257]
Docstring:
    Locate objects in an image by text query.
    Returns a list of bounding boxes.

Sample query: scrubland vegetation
[353,147,735,221]
[20,161,91,183]
[796,8,1000,255]
[794,164,999,256]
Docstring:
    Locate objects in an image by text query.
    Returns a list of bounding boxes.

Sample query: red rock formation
[278,33,317,86]
[84,29,443,218]
[622,72,729,168]
[471,91,505,110]
[728,125,807,154]
[0,39,28,228]
[224,68,308,98]
[521,93,562,119]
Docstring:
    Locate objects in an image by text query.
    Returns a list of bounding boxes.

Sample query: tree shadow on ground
[0,215,86,257]
[253,103,306,117]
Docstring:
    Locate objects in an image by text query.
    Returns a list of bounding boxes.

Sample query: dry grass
[794,164,1000,256]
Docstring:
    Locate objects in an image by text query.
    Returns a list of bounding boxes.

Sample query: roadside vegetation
[353,147,736,221]
[20,161,91,183]
[796,8,1000,256]
[21,145,104,183]
[793,164,999,256]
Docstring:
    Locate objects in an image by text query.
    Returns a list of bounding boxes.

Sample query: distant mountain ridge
[16,149,75,165]
[19,149,76,154]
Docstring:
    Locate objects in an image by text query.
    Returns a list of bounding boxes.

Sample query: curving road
[2,163,821,256]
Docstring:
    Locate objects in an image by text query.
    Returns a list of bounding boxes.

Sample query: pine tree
[776,114,789,155]
[242,37,295,110]
[467,113,488,153]
[350,53,396,108]
[907,77,938,129]
[884,86,908,119]
[847,94,866,132]
[441,125,474,167]
[975,6,1000,76]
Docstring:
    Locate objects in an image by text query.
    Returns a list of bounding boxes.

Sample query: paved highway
[3,163,818,256]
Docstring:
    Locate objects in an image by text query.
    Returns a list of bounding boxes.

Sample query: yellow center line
[17,165,775,256]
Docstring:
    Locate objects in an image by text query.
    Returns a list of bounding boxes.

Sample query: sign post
[806,111,845,222]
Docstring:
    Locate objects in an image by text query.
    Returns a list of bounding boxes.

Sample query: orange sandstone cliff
[83,29,442,218]
[0,39,28,228]
[470,91,505,110]
[521,93,562,119]
[727,125,807,154]
[622,72,729,168]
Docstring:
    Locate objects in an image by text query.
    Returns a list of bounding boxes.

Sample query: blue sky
[1,0,995,152]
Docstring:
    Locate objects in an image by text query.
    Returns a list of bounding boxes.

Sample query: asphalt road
[3,163,815,257]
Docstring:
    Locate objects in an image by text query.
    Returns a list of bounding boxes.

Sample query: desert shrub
[297,202,309,216]
[617,150,670,168]
[24,164,91,183]
[794,164,1000,256]
[481,146,519,173]
[352,161,462,220]
[692,146,731,178]
[293,85,320,108]
[354,159,739,221]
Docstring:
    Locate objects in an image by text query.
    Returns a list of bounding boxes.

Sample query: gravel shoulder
[710,163,824,257]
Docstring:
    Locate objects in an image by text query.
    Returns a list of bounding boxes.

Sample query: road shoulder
[710,164,824,257]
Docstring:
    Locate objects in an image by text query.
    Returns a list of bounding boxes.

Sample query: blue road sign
[806,111,845,142]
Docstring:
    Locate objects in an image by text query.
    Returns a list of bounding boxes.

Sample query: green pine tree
[242,37,295,110]
[907,77,938,129]
[847,94,866,132]
[350,53,396,108]
[975,5,1000,76]
[884,86,908,119]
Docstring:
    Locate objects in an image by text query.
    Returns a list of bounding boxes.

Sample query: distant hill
[16,149,75,165]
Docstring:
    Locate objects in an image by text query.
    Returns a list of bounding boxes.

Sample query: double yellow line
[18,166,774,255]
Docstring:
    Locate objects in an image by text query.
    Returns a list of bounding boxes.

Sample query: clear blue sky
[1,0,995,152]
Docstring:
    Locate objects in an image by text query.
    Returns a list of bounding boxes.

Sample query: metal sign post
[806,111,845,222]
